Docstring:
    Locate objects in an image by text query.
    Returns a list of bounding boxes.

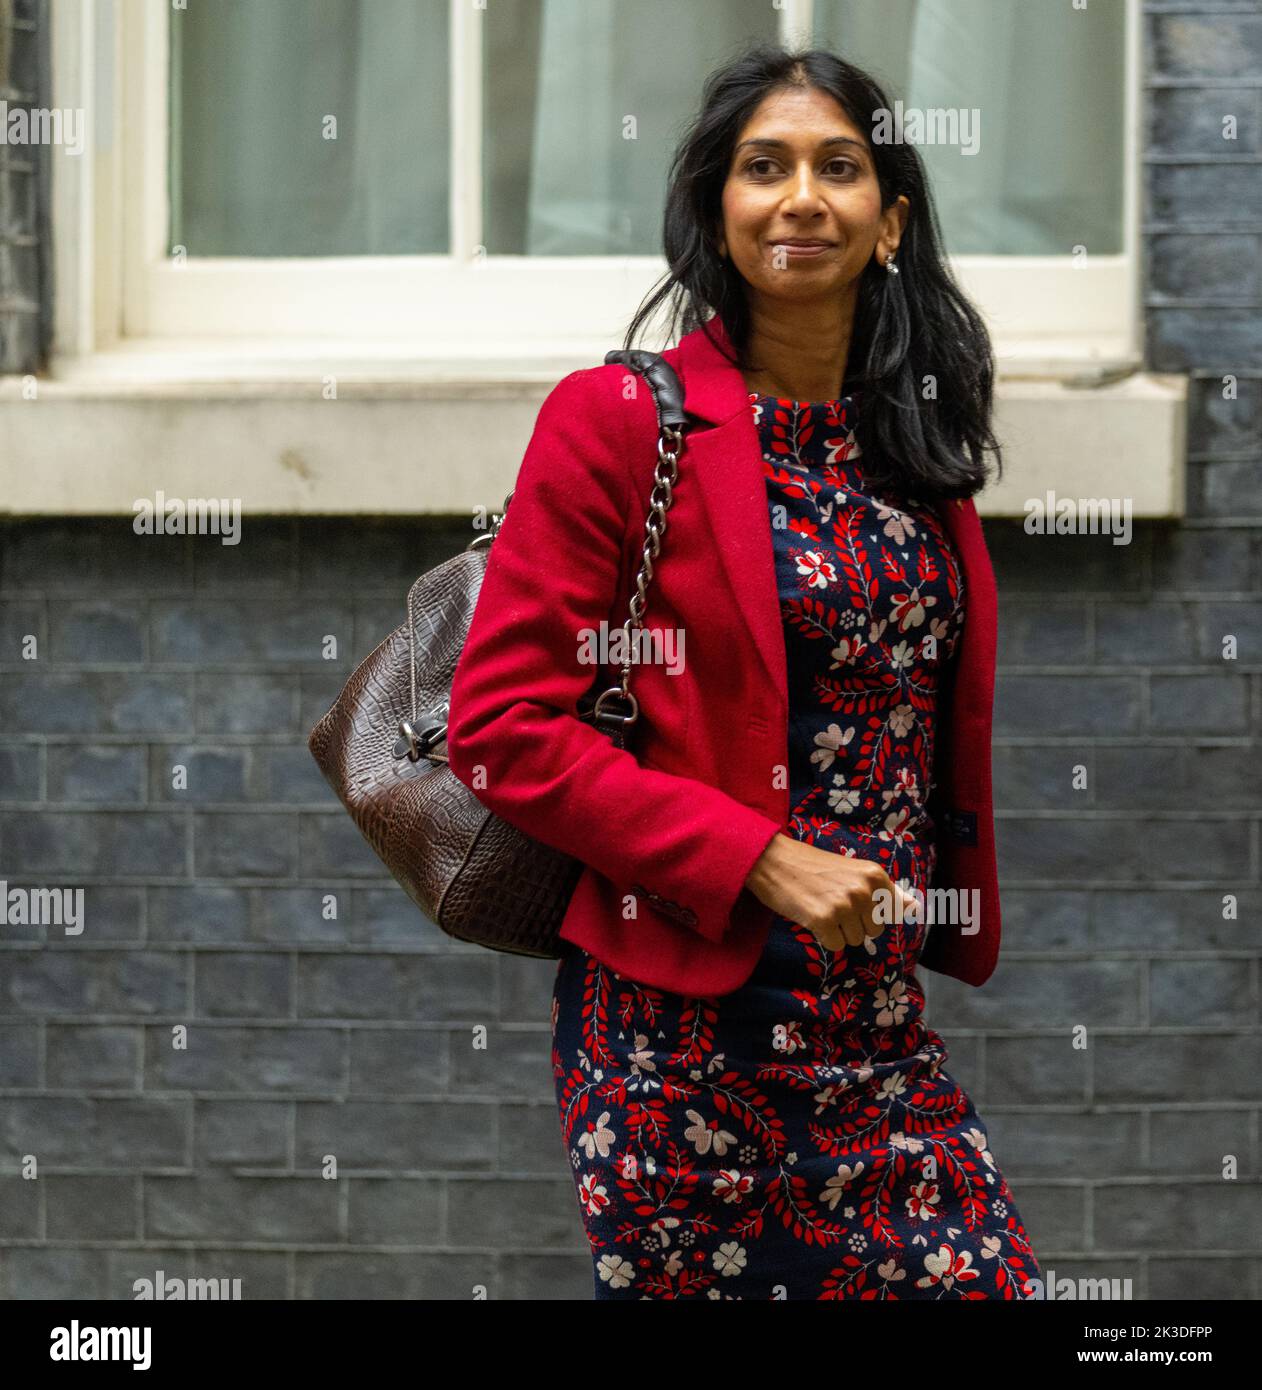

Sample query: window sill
[1,349,1187,519]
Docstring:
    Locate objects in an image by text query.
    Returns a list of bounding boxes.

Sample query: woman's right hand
[744,832,918,952]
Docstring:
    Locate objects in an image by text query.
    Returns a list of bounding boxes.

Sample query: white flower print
[828,635,859,670]
[796,549,838,589]
[828,779,862,815]
[579,1173,611,1218]
[879,805,915,847]
[811,722,854,771]
[874,979,911,1027]
[713,1241,748,1276]
[646,1215,682,1248]
[889,638,918,668]
[876,1069,909,1101]
[684,1108,738,1157]
[627,1033,659,1090]
[882,766,921,809]
[905,1180,942,1221]
[820,1161,866,1210]
[917,1244,979,1291]
[891,585,935,631]
[596,1253,636,1288]
[577,1110,616,1160]
[877,504,917,545]
[715,1169,755,1203]
[889,703,916,737]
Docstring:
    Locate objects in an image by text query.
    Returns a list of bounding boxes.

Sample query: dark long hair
[622,43,1002,499]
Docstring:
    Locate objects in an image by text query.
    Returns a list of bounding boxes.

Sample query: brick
[145,1173,340,1241]
[46,744,146,803]
[348,1027,447,1095]
[0,1021,40,1085]
[1095,1180,1258,1250]
[192,810,296,877]
[1095,1034,1262,1102]
[0,743,41,801]
[1149,309,1262,370]
[295,1099,494,1168]
[45,1175,139,1238]
[47,602,145,662]
[194,1099,291,1166]
[1148,233,1261,301]
[1150,674,1251,730]
[1149,13,1262,80]
[150,746,252,802]
[296,1250,493,1299]
[1147,88,1262,157]
[1150,958,1255,1025]
[195,672,296,735]
[1148,1110,1253,1175]
[0,1096,188,1165]
[297,952,495,1022]
[148,884,251,943]
[1,951,186,1015]
[347,1176,444,1243]
[925,961,1141,1029]
[1147,163,1262,228]
[0,672,193,735]
[194,952,291,1018]
[994,677,1143,736]
[145,1024,344,1093]
[46,1024,141,1088]
[448,1177,581,1247]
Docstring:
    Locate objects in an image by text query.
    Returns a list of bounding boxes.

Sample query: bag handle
[583,349,688,733]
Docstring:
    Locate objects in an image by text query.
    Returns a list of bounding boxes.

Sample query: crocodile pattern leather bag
[307,349,690,958]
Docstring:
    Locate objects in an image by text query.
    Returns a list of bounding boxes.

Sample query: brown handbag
[306,349,691,958]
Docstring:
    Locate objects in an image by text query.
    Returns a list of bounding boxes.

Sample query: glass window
[169,0,450,256]
[481,0,776,255]
[814,0,1126,255]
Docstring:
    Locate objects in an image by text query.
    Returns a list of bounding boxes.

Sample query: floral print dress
[549,390,1041,1300]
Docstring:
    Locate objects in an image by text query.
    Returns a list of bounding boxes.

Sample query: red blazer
[446,315,1001,997]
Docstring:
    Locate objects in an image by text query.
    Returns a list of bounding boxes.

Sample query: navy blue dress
[550,390,1041,1299]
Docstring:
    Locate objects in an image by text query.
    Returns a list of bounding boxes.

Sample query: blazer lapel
[669,320,788,707]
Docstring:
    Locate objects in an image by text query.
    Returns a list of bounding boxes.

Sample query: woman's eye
[745,157,858,178]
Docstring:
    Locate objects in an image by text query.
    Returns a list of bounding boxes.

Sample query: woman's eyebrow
[733,135,867,155]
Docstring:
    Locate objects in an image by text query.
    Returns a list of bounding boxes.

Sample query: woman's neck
[742,297,855,402]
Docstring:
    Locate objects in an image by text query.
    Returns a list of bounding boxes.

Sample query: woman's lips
[770,241,834,258]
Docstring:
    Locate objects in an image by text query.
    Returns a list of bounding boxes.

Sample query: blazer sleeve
[445,365,783,944]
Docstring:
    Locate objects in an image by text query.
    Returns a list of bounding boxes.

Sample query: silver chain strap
[395,419,686,761]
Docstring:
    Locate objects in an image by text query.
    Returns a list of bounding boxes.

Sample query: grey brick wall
[1,1,1259,1300]
[0,0,50,376]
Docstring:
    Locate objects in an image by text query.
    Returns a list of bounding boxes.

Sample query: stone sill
[0,367,1187,519]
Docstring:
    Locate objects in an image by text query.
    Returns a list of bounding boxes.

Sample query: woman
[446,44,1041,1300]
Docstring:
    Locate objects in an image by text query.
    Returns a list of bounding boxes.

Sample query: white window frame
[50,0,1144,383]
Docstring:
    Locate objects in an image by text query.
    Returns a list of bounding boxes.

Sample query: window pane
[482,0,777,255]
[815,0,1126,255]
[169,0,449,256]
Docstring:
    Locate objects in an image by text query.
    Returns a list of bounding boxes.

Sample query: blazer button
[631,882,697,927]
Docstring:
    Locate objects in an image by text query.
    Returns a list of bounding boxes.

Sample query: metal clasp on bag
[590,686,639,730]
[395,702,449,761]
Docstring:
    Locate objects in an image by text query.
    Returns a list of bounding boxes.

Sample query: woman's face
[718,85,908,310]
